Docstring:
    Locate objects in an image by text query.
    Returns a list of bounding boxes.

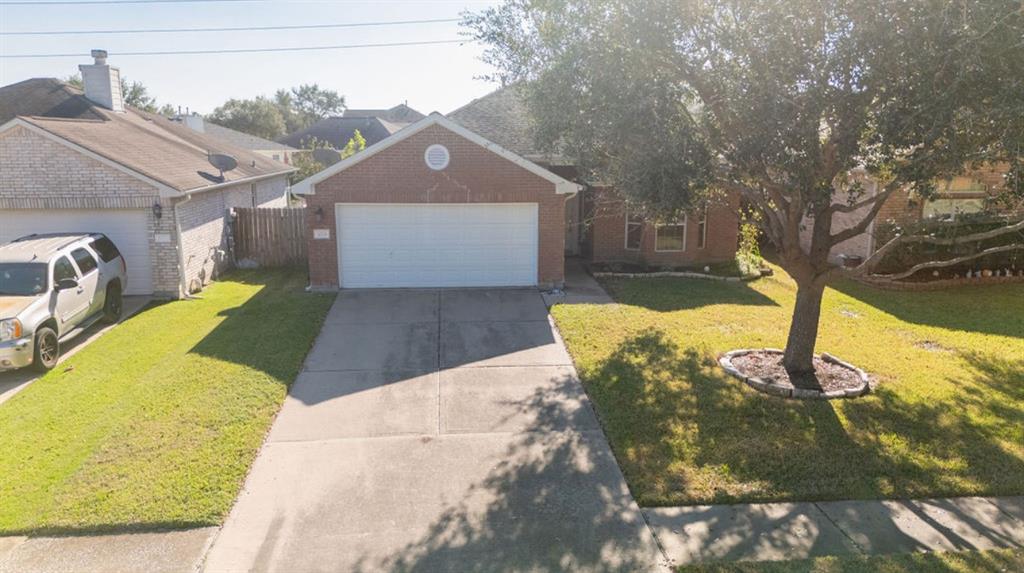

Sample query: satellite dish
[207,153,238,177]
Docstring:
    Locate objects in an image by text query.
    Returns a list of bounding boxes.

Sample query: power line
[0,39,467,58]
[1,0,272,5]
[0,17,461,36]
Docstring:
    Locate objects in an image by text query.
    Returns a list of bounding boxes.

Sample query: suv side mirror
[55,278,79,291]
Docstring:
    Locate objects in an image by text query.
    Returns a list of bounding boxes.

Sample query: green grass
[550,266,1024,506]
[0,270,334,535]
[677,548,1024,573]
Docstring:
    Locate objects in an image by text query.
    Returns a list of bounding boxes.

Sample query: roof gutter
[174,169,295,198]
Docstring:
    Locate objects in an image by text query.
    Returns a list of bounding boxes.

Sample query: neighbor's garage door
[0,209,154,295]
[336,203,538,288]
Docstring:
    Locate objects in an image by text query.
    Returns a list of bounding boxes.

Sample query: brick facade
[305,123,569,289]
[1,124,289,298]
[176,177,288,293]
[585,187,741,267]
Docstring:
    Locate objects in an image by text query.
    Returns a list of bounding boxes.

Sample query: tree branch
[898,217,1024,246]
[828,184,900,246]
[871,244,1024,281]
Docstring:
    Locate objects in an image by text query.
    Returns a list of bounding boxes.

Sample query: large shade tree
[465,0,1024,386]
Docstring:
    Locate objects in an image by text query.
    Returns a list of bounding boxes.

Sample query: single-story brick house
[295,87,741,290]
[0,52,294,298]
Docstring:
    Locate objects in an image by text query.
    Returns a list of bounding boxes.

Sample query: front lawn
[550,268,1024,505]
[0,270,333,534]
[678,548,1024,573]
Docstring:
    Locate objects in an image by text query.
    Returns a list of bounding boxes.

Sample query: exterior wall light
[152,201,163,220]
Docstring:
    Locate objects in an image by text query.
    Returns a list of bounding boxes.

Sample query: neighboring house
[172,113,300,165]
[293,87,740,291]
[277,104,425,159]
[0,51,294,298]
[803,164,1017,263]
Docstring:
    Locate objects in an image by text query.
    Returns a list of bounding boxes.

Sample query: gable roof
[277,116,402,150]
[448,84,569,165]
[201,121,298,152]
[0,78,293,195]
[0,78,105,124]
[344,103,425,123]
[291,113,581,196]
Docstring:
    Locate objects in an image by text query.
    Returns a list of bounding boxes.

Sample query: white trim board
[291,113,582,196]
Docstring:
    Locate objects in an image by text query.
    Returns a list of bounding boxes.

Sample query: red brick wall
[587,188,741,267]
[305,123,568,289]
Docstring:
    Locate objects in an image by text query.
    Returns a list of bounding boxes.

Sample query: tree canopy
[465,0,1024,380]
[211,84,346,140]
[209,97,288,140]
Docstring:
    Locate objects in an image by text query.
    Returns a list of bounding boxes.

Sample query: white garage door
[0,209,154,295]
[336,203,538,288]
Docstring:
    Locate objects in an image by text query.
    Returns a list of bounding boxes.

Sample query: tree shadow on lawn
[600,276,779,312]
[831,279,1024,339]
[579,329,1024,555]
[0,270,333,539]
[188,268,333,383]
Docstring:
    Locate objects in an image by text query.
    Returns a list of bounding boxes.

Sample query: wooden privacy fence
[232,207,307,267]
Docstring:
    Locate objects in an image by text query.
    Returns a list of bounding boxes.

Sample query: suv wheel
[32,327,59,372]
[103,282,123,323]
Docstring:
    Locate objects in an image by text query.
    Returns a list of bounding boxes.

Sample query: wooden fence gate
[232,207,307,267]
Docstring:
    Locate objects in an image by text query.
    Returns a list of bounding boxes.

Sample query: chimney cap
[90,49,108,64]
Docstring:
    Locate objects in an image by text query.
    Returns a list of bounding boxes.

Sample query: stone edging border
[718,348,870,400]
[592,271,760,282]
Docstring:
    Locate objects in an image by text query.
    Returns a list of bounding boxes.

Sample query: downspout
[172,193,195,299]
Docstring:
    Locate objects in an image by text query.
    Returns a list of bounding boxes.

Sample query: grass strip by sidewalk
[0,270,333,535]
[677,548,1024,572]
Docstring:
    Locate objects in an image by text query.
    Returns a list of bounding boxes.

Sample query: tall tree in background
[212,85,345,137]
[210,97,287,140]
[465,0,1024,385]
[290,83,346,127]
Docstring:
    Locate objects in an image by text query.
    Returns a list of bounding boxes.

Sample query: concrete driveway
[204,289,665,572]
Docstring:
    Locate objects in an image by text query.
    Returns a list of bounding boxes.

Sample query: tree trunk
[782,278,826,389]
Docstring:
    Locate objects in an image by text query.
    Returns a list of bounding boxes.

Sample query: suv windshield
[0,263,48,296]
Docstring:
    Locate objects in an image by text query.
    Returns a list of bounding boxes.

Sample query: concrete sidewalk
[645,496,1024,566]
[0,528,216,573]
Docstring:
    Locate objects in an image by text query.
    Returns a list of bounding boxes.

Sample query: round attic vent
[424,144,450,171]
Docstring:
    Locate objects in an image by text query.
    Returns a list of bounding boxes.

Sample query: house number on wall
[313,229,331,240]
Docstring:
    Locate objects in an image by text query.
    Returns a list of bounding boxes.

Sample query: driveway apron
[204,288,665,572]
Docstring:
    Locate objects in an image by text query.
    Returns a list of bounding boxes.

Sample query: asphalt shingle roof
[201,121,298,152]
[277,116,406,150]
[1,78,292,193]
[448,85,546,160]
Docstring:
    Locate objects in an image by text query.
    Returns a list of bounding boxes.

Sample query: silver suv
[0,233,128,372]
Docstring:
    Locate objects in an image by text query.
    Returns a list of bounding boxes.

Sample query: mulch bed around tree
[719,349,870,400]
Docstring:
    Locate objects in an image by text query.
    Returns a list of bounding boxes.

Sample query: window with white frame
[697,209,708,249]
[625,209,643,250]
[655,216,687,251]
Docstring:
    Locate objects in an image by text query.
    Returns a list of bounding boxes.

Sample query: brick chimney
[78,49,124,112]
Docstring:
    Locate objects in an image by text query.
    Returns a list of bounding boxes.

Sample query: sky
[0,0,503,115]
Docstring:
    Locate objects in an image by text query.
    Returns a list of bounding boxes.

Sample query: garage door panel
[0,209,153,295]
[336,204,538,288]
